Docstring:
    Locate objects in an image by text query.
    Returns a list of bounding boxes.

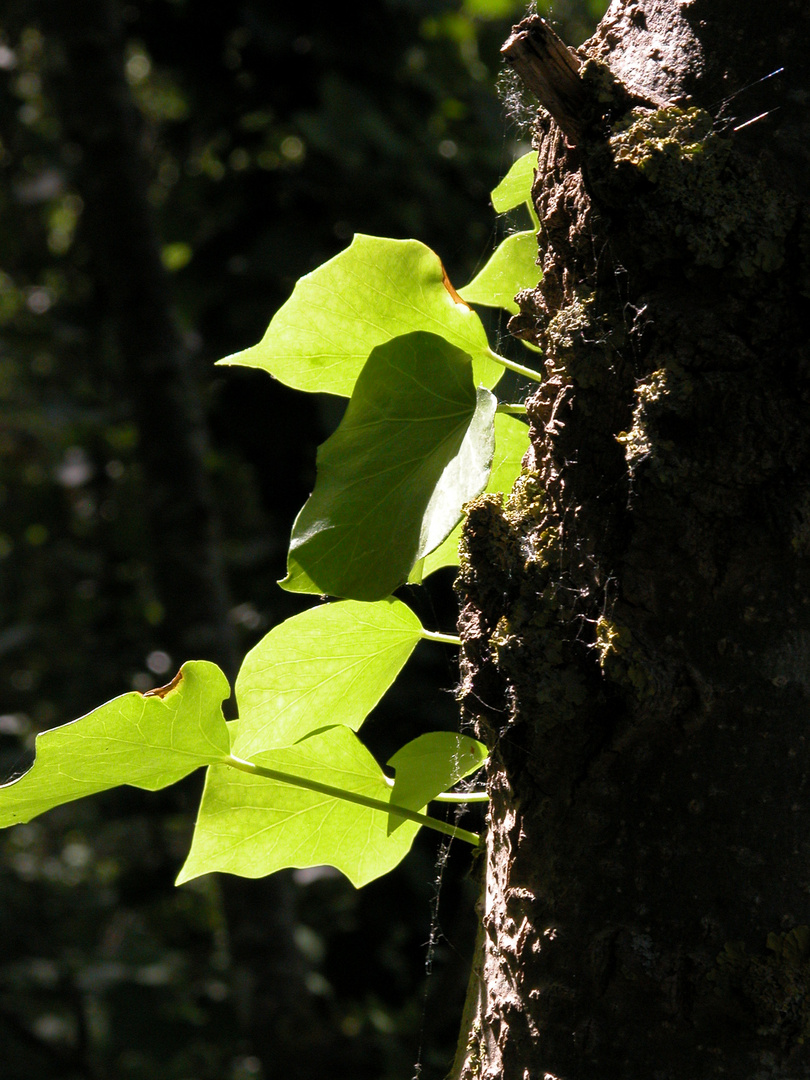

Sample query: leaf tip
[441,263,471,311]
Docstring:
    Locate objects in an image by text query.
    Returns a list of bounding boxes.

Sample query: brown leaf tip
[143,669,184,699]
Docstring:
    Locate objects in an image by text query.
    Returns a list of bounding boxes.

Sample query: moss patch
[595,616,654,698]
[710,927,810,1044]
[607,105,796,276]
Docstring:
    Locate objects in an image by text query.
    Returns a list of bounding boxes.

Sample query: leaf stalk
[488,349,543,383]
[225,754,480,846]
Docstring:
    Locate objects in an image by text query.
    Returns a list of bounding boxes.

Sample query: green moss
[595,615,654,698]
[461,475,589,729]
[458,493,516,581]
[711,927,810,1044]
[607,106,796,275]
[791,489,810,555]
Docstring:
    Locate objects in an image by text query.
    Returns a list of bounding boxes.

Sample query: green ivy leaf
[218,234,503,395]
[0,662,230,828]
[233,598,423,758]
[491,151,536,214]
[421,411,529,577]
[459,230,538,314]
[177,726,422,888]
[281,331,497,601]
[387,732,488,834]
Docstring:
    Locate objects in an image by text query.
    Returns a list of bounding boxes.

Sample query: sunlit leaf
[491,151,536,214]
[421,411,529,577]
[218,234,503,395]
[0,662,230,828]
[459,231,538,314]
[387,732,488,833]
[233,598,423,757]
[281,331,497,601]
[177,726,421,888]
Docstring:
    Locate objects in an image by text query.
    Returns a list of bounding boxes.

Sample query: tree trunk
[453,2,810,1077]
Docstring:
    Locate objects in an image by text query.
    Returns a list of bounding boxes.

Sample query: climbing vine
[0,154,542,889]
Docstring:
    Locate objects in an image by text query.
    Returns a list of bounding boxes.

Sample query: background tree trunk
[30,4,328,1074]
[454,1,810,1076]
[34,0,238,673]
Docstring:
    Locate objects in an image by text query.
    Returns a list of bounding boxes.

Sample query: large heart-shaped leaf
[0,662,230,827]
[233,598,423,758]
[178,723,486,888]
[281,331,497,601]
[218,234,503,395]
[177,726,422,888]
[420,411,529,577]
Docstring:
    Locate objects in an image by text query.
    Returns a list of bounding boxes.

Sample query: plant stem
[420,629,462,646]
[225,755,480,846]
[496,402,528,415]
[432,790,489,803]
[489,349,543,383]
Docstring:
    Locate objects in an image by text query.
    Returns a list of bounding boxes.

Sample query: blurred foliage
[0,0,606,1077]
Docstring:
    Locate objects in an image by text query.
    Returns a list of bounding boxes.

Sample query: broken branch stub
[501,15,586,144]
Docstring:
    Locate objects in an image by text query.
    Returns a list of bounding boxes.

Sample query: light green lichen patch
[547,296,593,351]
[617,370,672,469]
[608,106,795,275]
[610,105,715,181]
[505,470,547,523]
[711,927,810,1044]
[544,295,603,390]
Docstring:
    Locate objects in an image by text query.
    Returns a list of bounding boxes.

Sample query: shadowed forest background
[0,2,605,1077]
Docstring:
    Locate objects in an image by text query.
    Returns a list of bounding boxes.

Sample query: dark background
[0,2,605,1077]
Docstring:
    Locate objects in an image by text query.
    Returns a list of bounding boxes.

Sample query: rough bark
[453,2,810,1077]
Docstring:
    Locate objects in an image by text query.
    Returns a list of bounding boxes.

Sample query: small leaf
[281,331,497,601]
[459,231,539,314]
[218,234,503,395]
[387,732,488,833]
[0,662,230,828]
[421,411,528,577]
[177,726,421,888]
[491,152,536,214]
[233,598,423,758]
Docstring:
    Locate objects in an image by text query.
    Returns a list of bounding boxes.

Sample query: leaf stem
[420,629,462,646]
[496,402,528,415]
[432,789,489,803]
[225,755,480,846]
[488,349,543,383]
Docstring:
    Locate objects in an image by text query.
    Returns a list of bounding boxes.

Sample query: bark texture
[454,2,810,1077]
